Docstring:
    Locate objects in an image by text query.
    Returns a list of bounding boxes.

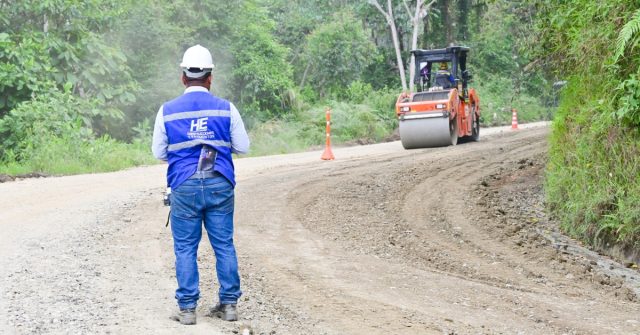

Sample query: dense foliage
[0,0,550,175]
[468,1,551,125]
[303,12,377,97]
[534,0,640,252]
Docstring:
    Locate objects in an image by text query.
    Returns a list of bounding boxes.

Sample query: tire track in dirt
[2,123,638,334]
[236,127,640,334]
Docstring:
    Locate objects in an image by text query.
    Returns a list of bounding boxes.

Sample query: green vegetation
[0,0,551,177]
[1,0,636,253]
[0,88,155,175]
[248,88,398,156]
[469,2,551,126]
[535,1,640,251]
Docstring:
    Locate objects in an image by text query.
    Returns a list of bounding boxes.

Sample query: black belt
[188,170,220,179]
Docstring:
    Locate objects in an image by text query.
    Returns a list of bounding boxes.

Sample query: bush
[475,78,550,126]
[0,88,98,160]
[0,88,155,175]
[246,88,399,156]
[615,71,640,127]
[342,81,373,104]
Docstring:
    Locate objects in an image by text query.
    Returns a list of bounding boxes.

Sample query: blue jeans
[170,175,241,309]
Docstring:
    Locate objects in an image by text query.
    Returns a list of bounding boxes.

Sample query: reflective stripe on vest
[163,109,231,122]
[167,139,231,152]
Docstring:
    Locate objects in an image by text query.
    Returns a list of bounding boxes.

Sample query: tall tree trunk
[370,0,435,92]
[389,12,407,91]
[299,62,311,89]
[442,0,452,45]
[421,8,430,47]
[457,0,470,41]
[369,0,408,91]
[409,0,437,92]
[43,14,48,33]
[397,24,405,54]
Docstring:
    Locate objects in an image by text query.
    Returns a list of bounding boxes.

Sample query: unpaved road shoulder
[1,122,638,334]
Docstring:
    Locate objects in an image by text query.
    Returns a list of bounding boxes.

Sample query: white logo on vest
[187,117,215,139]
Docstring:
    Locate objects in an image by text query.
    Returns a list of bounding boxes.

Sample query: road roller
[396,46,480,149]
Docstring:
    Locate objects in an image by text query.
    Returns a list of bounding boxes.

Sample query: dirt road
[1,123,638,334]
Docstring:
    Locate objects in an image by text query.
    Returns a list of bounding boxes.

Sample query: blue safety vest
[162,91,235,189]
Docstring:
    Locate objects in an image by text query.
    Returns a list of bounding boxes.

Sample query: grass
[0,136,157,176]
[546,78,640,252]
[476,87,553,126]
[247,119,321,156]
[247,89,399,157]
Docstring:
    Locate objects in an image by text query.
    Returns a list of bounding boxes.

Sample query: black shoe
[170,308,196,325]
[209,303,238,321]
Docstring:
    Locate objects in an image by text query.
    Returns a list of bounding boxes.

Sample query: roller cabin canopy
[412,46,472,92]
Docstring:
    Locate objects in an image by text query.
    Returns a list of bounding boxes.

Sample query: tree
[368,0,409,91]
[0,0,136,136]
[405,0,437,92]
[302,12,377,96]
[368,0,436,92]
[457,0,470,41]
[166,0,295,120]
[441,0,452,44]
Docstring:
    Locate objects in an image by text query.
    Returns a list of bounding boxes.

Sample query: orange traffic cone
[511,108,519,130]
[321,108,335,160]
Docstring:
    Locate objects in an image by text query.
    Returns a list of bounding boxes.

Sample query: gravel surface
[1,122,638,334]
[474,154,640,300]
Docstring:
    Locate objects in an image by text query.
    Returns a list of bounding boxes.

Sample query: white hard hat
[180,44,215,78]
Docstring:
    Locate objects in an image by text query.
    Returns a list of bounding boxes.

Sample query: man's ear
[206,75,212,86]
[181,73,188,86]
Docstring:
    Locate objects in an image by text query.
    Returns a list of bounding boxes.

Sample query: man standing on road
[152,44,250,325]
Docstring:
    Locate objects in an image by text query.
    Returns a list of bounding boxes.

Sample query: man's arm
[229,103,250,154]
[152,106,168,161]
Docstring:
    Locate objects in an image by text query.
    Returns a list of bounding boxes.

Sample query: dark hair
[183,71,211,84]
